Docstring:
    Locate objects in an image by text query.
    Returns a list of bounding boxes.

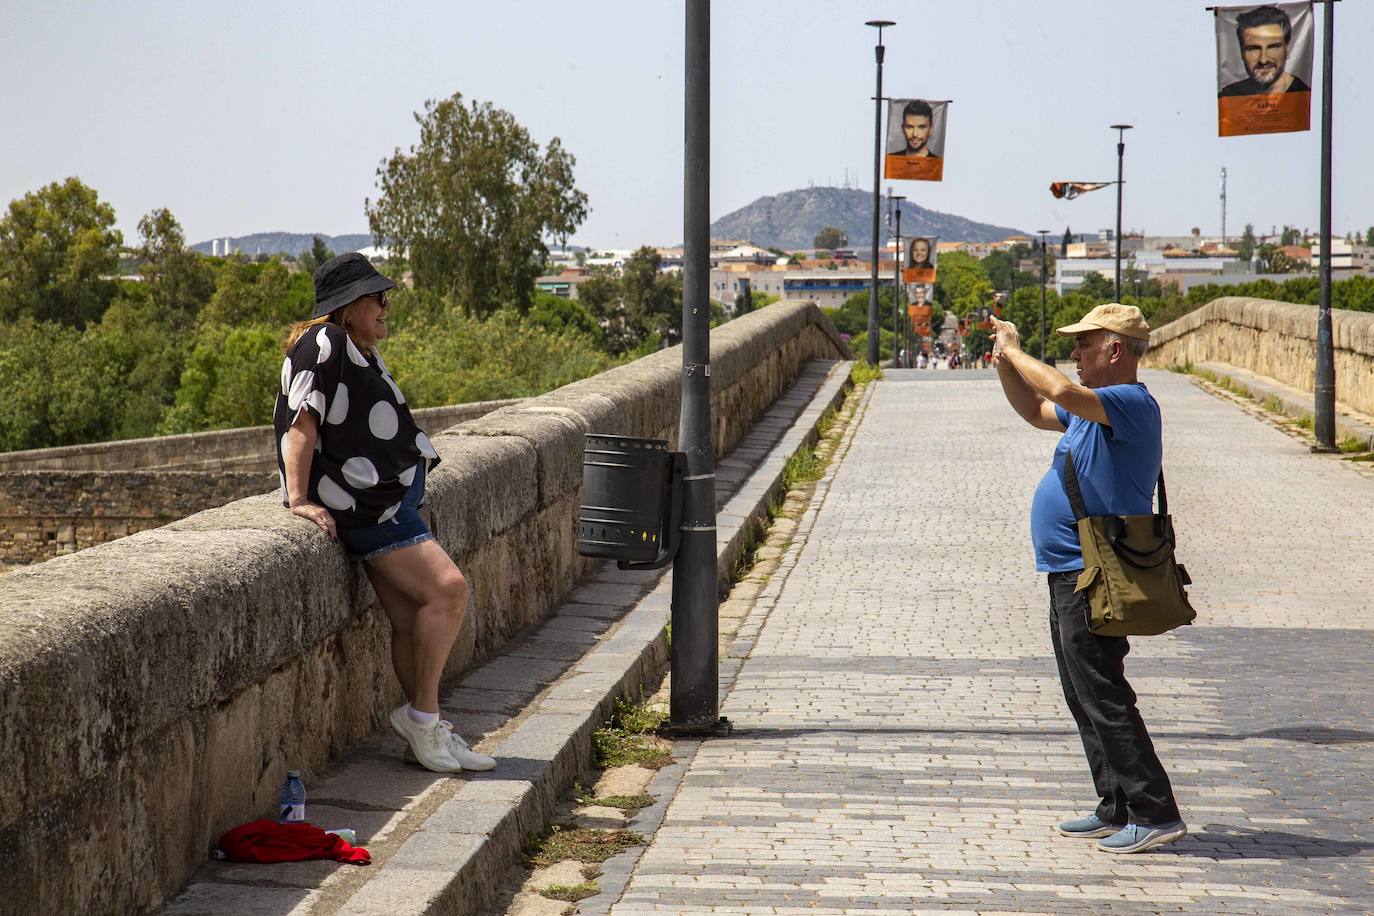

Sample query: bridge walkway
[609,368,1374,914]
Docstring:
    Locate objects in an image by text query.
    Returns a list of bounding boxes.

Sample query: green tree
[933,250,992,316]
[137,208,215,327]
[0,177,123,327]
[382,309,612,406]
[1365,226,1374,248]
[1237,223,1257,262]
[734,289,777,317]
[577,247,681,354]
[823,286,892,337]
[297,235,335,276]
[1077,272,1117,301]
[813,227,847,251]
[196,256,313,328]
[161,324,283,432]
[528,289,602,344]
[981,249,1039,293]
[367,92,588,317]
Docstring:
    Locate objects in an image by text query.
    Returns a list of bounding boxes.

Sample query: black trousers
[1048,570,1181,826]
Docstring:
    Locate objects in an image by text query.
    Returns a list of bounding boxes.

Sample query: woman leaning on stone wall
[273,252,496,774]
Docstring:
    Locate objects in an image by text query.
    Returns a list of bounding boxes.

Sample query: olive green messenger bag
[1062,449,1197,636]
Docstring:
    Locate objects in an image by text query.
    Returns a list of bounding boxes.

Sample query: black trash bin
[578,434,685,569]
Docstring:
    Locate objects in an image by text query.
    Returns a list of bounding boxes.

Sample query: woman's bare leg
[365,539,467,713]
[365,567,421,703]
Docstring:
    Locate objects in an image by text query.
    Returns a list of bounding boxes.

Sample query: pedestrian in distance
[273,252,496,775]
[989,303,1186,854]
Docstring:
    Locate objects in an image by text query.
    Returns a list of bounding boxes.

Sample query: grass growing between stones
[592,693,671,769]
[782,444,826,489]
[526,824,642,867]
[574,785,656,813]
[850,361,883,385]
[540,881,600,902]
[730,524,763,585]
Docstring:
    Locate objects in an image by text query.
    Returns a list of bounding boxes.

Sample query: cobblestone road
[610,370,1374,915]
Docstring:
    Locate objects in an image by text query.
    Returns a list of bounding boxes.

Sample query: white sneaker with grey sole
[402,719,497,771]
[389,706,463,773]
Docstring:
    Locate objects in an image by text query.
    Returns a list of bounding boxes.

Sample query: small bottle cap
[287,770,301,778]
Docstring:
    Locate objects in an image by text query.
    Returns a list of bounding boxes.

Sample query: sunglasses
[372,291,390,308]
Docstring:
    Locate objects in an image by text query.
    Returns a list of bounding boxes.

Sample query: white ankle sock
[406,704,439,725]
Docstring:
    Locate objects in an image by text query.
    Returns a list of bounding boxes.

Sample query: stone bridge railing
[0,301,849,914]
[0,401,519,568]
[1143,296,1374,418]
[0,401,520,474]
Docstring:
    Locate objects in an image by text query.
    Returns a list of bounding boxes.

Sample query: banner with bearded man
[1215,2,1314,136]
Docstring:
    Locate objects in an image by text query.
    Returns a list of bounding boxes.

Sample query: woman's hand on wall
[291,502,337,541]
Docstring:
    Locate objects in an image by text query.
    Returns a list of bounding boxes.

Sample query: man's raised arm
[991,317,1067,431]
[990,316,1108,427]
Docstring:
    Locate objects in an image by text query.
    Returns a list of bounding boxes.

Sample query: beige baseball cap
[1056,302,1150,340]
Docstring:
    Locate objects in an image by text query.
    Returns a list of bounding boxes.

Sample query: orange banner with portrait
[908,304,932,337]
[901,236,938,284]
[1217,91,1310,137]
[885,156,944,182]
[1214,2,1313,137]
[883,99,949,182]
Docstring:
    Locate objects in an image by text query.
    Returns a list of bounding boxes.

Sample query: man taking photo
[989,304,1187,854]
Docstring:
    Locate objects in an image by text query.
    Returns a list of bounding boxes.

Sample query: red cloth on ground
[218,819,371,865]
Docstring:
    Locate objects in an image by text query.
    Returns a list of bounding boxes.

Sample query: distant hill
[710,187,1024,249]
[188,232,373,257]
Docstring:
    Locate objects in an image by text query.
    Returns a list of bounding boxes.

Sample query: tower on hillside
[1220,167,1228,247]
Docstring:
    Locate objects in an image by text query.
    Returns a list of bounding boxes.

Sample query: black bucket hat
[311,252,396,318]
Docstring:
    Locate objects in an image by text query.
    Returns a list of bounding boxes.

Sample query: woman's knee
[433,567,468,616]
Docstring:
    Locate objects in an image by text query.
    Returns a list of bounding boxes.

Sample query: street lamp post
[1037,229,1050,361]
[865,19,894,365]
[1313,0,1337,451]
[1111,124,1132,301]
[668,0,727,736]
[891,193,906,366]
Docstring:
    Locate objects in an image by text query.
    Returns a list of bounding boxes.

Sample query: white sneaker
[402,719,497,771]
[389,706,462,773]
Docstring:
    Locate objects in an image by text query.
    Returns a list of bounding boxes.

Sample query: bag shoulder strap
[1061,447,1089,522]
[1062,446,1168,518]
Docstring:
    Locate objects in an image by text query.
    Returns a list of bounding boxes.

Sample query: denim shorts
[337,465,434,562]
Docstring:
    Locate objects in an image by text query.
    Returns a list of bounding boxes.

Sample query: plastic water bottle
[278,770,306,823]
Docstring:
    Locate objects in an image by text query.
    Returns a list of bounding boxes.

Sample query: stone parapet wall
[0,471,277,568]
[0,301,849,914]
[1143,296,1374,417]
[0,400,520,473]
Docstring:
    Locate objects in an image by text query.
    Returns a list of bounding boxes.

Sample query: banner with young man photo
[884,99,948,181]
[902,237,938,284]
[1214,2,1313,137]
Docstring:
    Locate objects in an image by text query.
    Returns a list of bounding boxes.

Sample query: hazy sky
[4,0,1370,248]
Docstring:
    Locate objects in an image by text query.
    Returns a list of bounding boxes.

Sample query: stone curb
[333,361,854,915]
[1194,360,1374,450]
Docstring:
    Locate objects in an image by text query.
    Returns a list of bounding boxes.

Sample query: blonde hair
[282,300,375,354]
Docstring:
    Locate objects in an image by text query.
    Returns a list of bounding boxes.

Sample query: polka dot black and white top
[272,323,440,529]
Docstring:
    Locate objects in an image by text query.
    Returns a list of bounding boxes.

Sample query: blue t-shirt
[1030,383,1162,573]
